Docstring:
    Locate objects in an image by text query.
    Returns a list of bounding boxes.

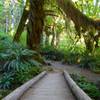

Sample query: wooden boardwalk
[20,72,75,100]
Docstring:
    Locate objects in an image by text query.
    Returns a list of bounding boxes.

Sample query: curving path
[20,72,75,100]
[49,61,100,84]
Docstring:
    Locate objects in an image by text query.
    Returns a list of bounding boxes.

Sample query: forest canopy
[0,0,100,52]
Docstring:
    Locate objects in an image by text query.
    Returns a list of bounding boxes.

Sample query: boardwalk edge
[3,71,47,100]
[63,70,92,100]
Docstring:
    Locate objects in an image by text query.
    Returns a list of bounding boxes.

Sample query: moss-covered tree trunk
[27,0,44,50]
[13,0,44,51]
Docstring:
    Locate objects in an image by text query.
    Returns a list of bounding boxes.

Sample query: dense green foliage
[41,46,64,61]
[79,53,100,69]
[0,36,42,89]
[71,74,100,100]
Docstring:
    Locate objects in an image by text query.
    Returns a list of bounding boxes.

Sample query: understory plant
[63,45,84,64]
[71,74,100,100]
[41,46,64,61]
[0,36,42,89]
[0,72,14,89]
[79,53,96,69]
[79,52,100,73]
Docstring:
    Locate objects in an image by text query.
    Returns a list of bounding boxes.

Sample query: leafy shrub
[0,36,42,89]
[64,52,81,64]
[0,67,42,89]
[0,42,41,72]
[71,74,100,100]
[41,46,64,61]
[79,53,100,72]
[0,73,14,89]
[79,53,96,68]
[0,36,12,51]
[14,70,32,85]
[14,67,42,85]
[62,44,84,64]
[78,83,100,99]
[28,67,42,76]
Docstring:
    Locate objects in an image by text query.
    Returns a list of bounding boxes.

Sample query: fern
[0,37,42,89]
[0,73,14,89]
[0,39,41,72]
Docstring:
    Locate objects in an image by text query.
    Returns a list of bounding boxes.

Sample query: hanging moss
[13,0,100,52]
[57,0,100,33]
[57,0,100,52]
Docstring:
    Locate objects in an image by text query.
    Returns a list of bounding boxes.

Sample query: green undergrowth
[0,36,43,99]
[79,51,100,73]
[71,74,100,100]
[40,46,64,61]
[0,89,12,99]
[41,44,100,73]
[0,67,43,99]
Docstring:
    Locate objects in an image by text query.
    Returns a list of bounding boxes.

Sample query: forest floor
[47,61,100,84]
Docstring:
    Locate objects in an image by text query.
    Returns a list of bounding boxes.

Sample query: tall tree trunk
[45,35,49,46]
[94,32,100,48]
[5,17,9,33]
[51,33,55,46]
[51,24,55,47]
[13,0,30,42]
[27,0,44,50]
[55,33,60,48]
